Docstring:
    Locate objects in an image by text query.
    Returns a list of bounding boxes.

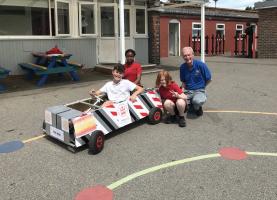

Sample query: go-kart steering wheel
[90,94,105,109]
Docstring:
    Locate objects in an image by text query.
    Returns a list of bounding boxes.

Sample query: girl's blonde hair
[155,70,172,87]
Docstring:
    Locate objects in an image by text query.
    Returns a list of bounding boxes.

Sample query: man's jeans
[185,89,207,110]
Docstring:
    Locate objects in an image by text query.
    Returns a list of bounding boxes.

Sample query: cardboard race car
[42,88,163,154]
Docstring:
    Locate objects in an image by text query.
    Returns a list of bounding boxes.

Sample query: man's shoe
[165,115,176,124]
[196,106,203,116]
[178,117,186,127]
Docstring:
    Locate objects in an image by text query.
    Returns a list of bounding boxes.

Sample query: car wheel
[148,107,162,124]
[88,131,105,154]
[42,120,46,131]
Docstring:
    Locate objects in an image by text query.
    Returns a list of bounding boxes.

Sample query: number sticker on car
[50,126,64,141]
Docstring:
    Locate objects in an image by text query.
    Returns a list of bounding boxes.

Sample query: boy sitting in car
[89,64,144,107]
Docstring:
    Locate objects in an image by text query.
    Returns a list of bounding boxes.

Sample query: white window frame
[118,5,132,38]
[236,24,244,35]
[134,6,147,37]
[55,0,71,37]
[235,24,244,40]
[192,22,201,37]
[0,0,53,39]
[79,1,97,36]
[216,23,225,37]
[192,22,201,42]
[98,3,118,38]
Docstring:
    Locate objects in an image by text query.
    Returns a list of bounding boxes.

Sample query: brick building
[255,0,277,58]
[148,5,258,64]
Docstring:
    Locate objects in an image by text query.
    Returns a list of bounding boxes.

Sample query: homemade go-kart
[42,88,163,154]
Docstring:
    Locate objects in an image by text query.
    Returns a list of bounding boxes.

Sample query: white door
[98,4,118,63]
[169,22,180,56]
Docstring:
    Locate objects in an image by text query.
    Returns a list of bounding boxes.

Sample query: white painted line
[246,152,277,156]
[205,110,277,116]
[22,135,46,144]
[107,153,220,190]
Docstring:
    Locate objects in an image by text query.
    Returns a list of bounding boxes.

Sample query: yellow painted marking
[22,134,46,144]
[107,154,220,190]
[205,110,277,116]
[246,152,277,156]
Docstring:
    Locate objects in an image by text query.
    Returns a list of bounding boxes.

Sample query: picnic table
[19,52,81,87]
[0,66,10,92]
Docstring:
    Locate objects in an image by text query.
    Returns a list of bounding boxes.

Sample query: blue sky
[206,0,260,10]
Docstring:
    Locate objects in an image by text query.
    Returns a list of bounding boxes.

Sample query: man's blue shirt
[180,59,211,90]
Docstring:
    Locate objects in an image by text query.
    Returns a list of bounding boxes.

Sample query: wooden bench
[0,66,10,91]
[57,60,84,68]
[19,62,80,87]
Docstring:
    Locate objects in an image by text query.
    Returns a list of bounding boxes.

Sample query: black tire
[67,146,77,153]
[88,131,105,154]
[42,120,46,131]
[148,107,163,124]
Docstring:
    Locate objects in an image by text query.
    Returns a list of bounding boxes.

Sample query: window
[0,0,50,36]
[134,0,146,6]
[192,23,201,37]
[235,24,243,36]
[55,0,70,36]
[100,6,115,37]
[116,0,131,5]
[118,9,130,37]
[98,0,114,3]
[216,23,225,37]
[79,2,96,35]
[135,9,146,34]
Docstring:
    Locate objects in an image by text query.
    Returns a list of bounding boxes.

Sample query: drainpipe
[119,0,125,64]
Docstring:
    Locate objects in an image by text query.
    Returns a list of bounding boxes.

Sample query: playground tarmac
[0,56,277,200]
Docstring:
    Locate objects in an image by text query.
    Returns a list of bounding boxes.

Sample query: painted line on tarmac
[205,110,277,116]
[246,152,277,156]
[107,153,221,190]
[106,150,277,191]
[22,134,46,144]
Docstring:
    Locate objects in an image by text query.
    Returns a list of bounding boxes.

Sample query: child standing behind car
[156,70,187,127]
[89,64,144,107]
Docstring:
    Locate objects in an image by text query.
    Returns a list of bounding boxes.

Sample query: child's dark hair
[125,49,136,57]
[113,63,125,73]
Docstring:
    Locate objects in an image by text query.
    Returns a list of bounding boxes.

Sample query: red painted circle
[75,185,113,200]
[96,136,103,149]
[219,147,247,160]
[154,111,161,121]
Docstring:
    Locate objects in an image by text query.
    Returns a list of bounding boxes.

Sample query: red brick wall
[257,8,277,58]
[148,12,161,64]
[160,18,170,57]
[159,15,250,57]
